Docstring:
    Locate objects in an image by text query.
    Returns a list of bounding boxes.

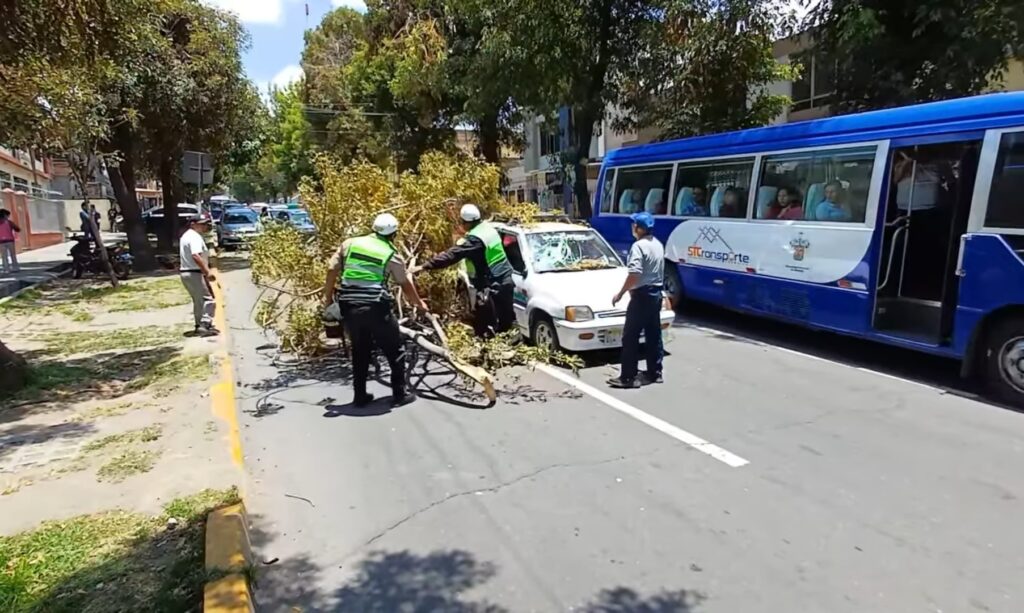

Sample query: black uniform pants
[473,278,516,338]
[620,286,664,382]
[342,302,406,399]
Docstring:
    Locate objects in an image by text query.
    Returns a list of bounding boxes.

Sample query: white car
[466,221,675,352]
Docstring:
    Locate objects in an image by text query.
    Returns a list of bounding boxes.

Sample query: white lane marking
[682,322,942,392]
[535,364,750,468]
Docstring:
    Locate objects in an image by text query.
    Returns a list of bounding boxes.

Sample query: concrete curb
[204,252,255,611]
[204,503,255,612]
[0,262,71,303]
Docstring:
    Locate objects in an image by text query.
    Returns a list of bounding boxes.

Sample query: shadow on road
[251,532,707,612]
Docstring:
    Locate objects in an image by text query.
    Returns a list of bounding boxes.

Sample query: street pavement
[219,257,1024,613]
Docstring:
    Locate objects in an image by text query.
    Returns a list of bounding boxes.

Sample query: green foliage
[617,0,799,139]
[810,0,1024,112]
[96,450,159,483]
[251,150,538,357]
[446,324,583,373]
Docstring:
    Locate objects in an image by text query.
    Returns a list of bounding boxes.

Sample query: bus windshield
[526,230,621,273]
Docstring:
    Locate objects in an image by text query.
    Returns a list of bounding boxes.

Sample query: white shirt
[179,228,208,272]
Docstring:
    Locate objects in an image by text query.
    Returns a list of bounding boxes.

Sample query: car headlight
[565,306,594,322]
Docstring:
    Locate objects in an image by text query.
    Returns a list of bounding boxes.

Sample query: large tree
[809,0,1024,112]
[617,0,797,140]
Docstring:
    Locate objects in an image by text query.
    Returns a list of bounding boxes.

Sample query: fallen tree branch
[399,325,496,404]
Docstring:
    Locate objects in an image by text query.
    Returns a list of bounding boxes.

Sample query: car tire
[664,262,684,313]
[531,314,561,353]
[983,315,1024,406]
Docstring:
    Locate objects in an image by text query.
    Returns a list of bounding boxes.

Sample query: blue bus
[591,93,1024,404]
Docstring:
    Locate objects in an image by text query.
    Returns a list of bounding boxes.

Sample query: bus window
[612,165,672,215]
[599,169,616,213]
[986,132,1024,229]
[758,146,876,223]
[671,158,754,219]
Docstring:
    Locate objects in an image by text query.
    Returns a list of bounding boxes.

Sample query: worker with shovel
[322,213,429,408]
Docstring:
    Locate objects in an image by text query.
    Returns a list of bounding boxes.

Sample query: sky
[203,0,367,96]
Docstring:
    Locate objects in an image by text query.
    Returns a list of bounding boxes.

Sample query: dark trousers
[342,303,406,399]
[620,286,664,382]
[472,278,516,338]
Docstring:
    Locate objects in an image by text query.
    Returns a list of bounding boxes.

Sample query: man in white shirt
[179,213,218,337]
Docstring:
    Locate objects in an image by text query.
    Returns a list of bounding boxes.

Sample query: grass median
[0,488,240,613]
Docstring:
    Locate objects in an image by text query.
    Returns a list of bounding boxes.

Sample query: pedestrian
[608,212,665,389]
[0,209,21,273]
[179,213,218,337]
[79,202,93,240]
[90,203,102,232]
[410,204,521,338]
[322,213,429,408]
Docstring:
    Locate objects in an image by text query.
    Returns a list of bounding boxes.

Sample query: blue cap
[630,212,655,230]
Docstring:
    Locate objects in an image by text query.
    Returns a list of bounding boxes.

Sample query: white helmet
[372,213,399,236]
[460,203,481,222]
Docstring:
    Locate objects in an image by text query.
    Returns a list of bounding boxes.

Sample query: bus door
[874,135,982,343]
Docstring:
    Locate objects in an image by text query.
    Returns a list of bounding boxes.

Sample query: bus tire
[663,262,684,313]
[983,315,1024,406]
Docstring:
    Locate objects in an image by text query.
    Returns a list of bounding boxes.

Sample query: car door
[499,229,530,334]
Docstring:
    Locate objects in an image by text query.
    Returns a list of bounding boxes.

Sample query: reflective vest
[465,222,513,283]
[339,234,395,304]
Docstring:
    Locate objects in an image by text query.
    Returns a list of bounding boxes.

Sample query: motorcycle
[69,234,133,280]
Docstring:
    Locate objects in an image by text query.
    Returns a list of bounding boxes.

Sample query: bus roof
[604,92,1024,167]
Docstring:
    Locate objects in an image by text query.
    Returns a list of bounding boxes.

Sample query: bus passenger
[719,187,744,218]
[814,181,852,222]
[679,186,709,216]
[767,187,804,220]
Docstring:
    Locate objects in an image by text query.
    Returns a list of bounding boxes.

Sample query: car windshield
[526,230,621,273]
[223,212,257,224]
[291,212,312,225]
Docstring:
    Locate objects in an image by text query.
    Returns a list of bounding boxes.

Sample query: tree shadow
[0,346,185,424]
[0,421,96,464]
[579,587,706,612]
[213,253,252,273]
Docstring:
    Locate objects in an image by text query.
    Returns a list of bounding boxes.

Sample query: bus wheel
[984,316,1024,406]
[663,263,684,313]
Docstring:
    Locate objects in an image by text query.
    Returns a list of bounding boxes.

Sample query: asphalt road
[219,257,1024,613]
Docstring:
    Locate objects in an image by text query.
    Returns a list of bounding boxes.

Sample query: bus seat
[644,188,665,214]
[805,183,825,219]
[756,186,778,219]
[709,187,725,217]
[674,187,694,215]
[618,189,636,213]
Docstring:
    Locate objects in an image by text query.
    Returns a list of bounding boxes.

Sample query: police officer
[411,204,520,337]
[322,213,429,408]
[608,212,665,389]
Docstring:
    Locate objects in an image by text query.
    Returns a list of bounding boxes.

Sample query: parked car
[217,208,263,250]
[461,221,674,352]
[268,207,316,234]
[143,203,201,236]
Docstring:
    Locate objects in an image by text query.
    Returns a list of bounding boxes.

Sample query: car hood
[527,267,638,311]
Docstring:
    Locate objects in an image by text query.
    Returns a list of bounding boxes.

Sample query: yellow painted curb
[204,255,255,612]
[204,503,254,612]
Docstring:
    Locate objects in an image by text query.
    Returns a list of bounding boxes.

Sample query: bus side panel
[677,264,875,335]
[591,216,681,261]
[952,234,1024,354]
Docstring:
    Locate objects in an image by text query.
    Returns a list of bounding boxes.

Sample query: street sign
[181,151,214,185]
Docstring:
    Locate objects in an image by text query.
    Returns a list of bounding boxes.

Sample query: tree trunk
[571,110,596,219]
[85,197,119,287]
[106,124,156,270]
[477,112,502,166]
[159,158,179,251]
[0,338,28,392]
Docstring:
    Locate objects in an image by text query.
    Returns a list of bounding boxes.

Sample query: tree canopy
[809,0,1024,112]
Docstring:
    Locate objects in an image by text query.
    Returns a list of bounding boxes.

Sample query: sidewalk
[0,233,128,300]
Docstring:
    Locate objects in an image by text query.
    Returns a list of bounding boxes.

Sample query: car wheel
[984,315,1024,406]
[531,315,561,353]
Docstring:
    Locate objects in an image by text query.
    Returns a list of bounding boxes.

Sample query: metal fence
[26,196,66,234]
